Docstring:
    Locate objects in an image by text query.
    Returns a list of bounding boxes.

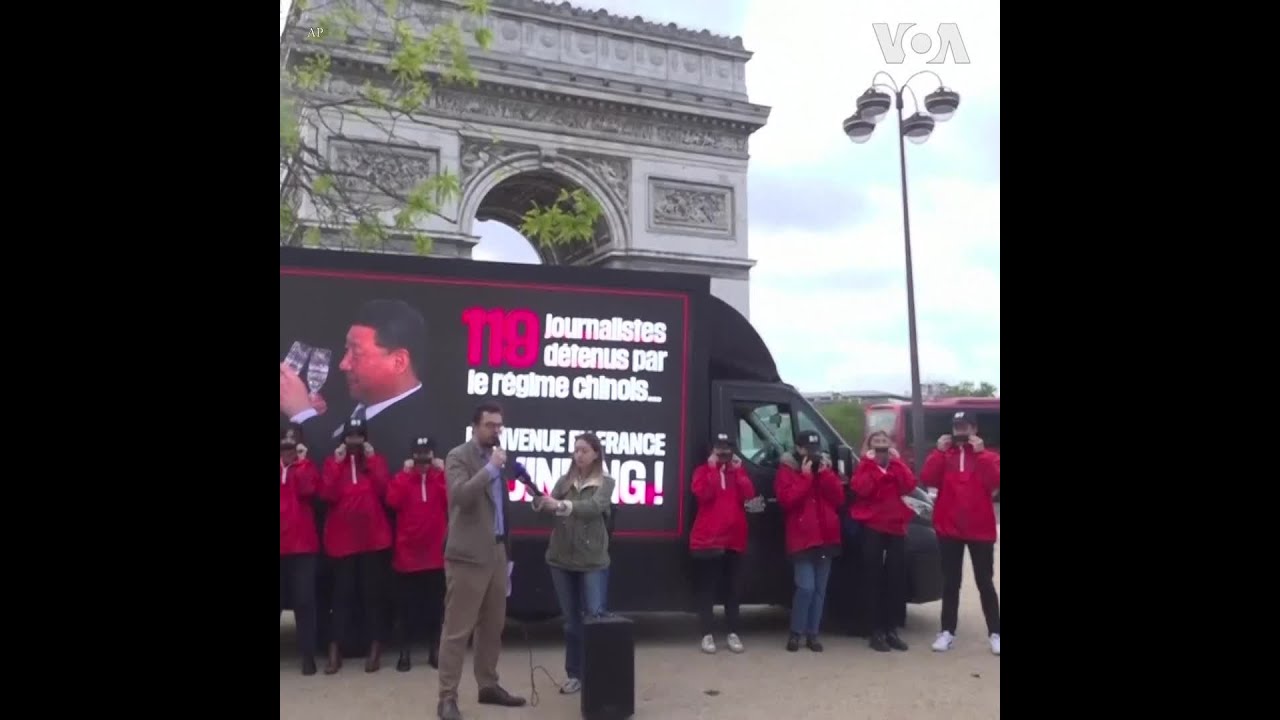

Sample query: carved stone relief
[321,72,752,158]
[563,151,630,212]
[459,137,538,184]
[431,86,749,158]
[329,138,439,199]
[649,178,733,236]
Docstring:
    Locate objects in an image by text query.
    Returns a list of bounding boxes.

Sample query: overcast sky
[283,1,1000,395]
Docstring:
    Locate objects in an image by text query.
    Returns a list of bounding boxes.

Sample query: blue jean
[790,555,833,636]
[549,566,608,680]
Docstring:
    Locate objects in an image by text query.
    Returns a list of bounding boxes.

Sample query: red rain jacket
[280,458,319,555]
[849,455,917,536]
[689,462,755,554]
[386,465,449,573]
[920,444,1001,542]
[320,452,392,558]
[774,454,844,556]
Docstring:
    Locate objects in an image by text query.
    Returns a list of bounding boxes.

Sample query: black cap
[713,432,732,446]
[951,411,977,428]
[412,436,436,453]
[343,418,368,439]
[799,430,821,446]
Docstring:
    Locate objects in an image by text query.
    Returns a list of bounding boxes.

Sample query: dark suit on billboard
[290,386,435,468]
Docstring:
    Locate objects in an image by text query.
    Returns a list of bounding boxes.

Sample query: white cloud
[750,173,1000,393]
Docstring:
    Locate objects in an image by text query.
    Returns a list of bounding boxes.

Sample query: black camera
[713,432,735,464]
[797,431,823,467]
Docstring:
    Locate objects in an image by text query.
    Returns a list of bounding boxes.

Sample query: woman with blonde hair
[849,430,917,652]
[533,432,616,695]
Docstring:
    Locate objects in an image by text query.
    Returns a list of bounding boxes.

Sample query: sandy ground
[281,535,999,720]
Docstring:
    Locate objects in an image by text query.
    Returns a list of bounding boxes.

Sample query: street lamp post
[842,72,960,475]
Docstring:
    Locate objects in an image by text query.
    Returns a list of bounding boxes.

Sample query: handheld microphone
[510,461,543,497]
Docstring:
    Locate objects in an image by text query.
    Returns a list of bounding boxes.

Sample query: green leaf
[313,175,335,195]
[413,233,434,255]
[361,81,388,106]
[464,0,491,14]
[280,204,296,235]
[303,227,323,247]
[431,169,461,204]
[384,0,400,15]
[280,99,302,154]
[521,188,604,248]
[353,217,386,248]
[474,26,494,50]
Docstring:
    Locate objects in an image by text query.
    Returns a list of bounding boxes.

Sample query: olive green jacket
[544,473,616,572]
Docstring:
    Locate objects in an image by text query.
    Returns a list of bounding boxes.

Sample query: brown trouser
[438,544,508,702]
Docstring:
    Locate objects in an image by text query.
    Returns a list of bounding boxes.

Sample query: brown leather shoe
[364,641,382,673]
[478,685,527,707]
[324,642,342,675]
[437,699,462,720]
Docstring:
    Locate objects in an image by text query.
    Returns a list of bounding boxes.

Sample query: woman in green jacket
[533,432,616,695]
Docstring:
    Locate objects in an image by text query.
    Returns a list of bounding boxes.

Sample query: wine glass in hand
[283,341,313,376]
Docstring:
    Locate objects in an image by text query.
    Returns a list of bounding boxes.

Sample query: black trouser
[394,568,445,652]
[859,529,906,633]
[694,551,743,636]
[280,553,318,659]
[330,550,390,648]
[939,538,1000,635]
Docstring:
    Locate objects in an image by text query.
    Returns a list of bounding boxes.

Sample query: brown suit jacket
[443,438,511,566]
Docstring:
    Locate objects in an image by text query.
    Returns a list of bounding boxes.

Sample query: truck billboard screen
[279,267,690,538]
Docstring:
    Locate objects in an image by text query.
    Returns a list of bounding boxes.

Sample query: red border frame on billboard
[280,266,691,539]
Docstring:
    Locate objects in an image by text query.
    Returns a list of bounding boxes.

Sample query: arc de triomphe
[286,0,770,318]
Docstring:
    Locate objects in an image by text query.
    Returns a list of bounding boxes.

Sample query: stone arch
[285,0,770,317]
[458,146,630,265]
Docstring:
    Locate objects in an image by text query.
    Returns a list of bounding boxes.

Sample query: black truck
[279,247,942,638]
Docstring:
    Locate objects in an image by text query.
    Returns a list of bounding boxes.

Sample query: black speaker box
[581,614,635,720]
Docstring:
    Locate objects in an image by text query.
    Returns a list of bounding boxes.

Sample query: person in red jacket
[849,430,916,653]
[774,430,844,653]
[280,429,320,675]
[920,411,1001,656]
[387,436,448,672]
[319,418,393,674]
[688,433,763,655]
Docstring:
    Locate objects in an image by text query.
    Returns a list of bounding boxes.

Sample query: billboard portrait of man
[280,299,434,465]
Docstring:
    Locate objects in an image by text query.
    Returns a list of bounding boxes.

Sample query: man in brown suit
[436,401,527,720]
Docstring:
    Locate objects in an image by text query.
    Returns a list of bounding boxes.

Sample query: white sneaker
[700,634,717,654]
[559,678,582,694]
[989,633,1000,656]
[726,633,745,654]
[931,631,955,652]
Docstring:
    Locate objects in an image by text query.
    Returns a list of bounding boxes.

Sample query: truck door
[709,381,854,607]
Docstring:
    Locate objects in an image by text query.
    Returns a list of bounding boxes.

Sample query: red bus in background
[864,397,1001,476]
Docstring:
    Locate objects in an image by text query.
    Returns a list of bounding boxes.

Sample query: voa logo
[873,23,971,64]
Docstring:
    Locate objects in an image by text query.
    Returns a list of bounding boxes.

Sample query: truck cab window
[733,402,795,468]
[795,407,836,454]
